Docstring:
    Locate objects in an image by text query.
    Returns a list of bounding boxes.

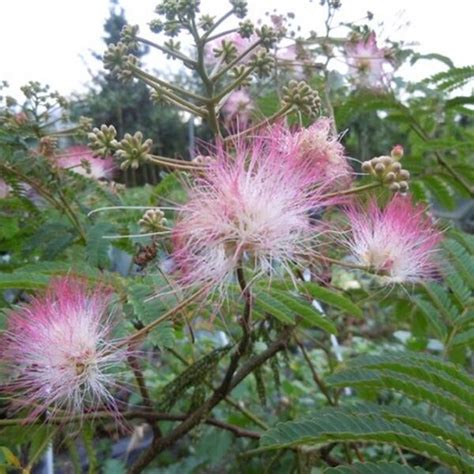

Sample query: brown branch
[129,326,293,473]
[0,410,259,439]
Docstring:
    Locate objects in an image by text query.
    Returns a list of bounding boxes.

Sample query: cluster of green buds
[150,0,200,37]
[114,132,153,170]
[198,14,214,31]
[212,39,239,63]
[103,42,138,82]
[75,116,93,138]
[88,124,118,158]
[238,19,254,38]
[139,208,168,233]
[256,25,279,49]
[282,80,321,118]
[229,65,252,87]
[250,50,274,78]
[230,0,248,18]
[120,24,140,51]
[362,145,410,193]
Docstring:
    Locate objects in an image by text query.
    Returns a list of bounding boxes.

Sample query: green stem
[211,40,263,83]
[320,182,382,200]
[297,340,335,406]
[201,9,234,42]
[213,66,256,103]
[147,155,204,171]
[129,64,209,103]
[189,17,221,135]
[132,69,207,117]
[25,427,58,472]
[137,36,197,68]
[205,28,239,44]
[117,287,208,349]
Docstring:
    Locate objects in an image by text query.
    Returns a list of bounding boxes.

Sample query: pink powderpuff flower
[271,118,353,190]
[1,277,129,422]
[344,195,443,283]
[57,145,116,180]
[171,134,339,293]
[222,90,254,128]
[276,44,308,79]
[345,32,391,89]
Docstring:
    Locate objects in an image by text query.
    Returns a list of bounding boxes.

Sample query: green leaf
[376,404,474,454]
[411,296,447,339]
[259,411,472,472]
[253,290,295,324]
[0,447,21,469]
[423,282,460,322]
[0,216,20,240]
[85,222,114,268]
[266,288,337,334]
[443,239,474,288]
[302,282,362,317]
[423,175,455,210]
[0,272,49,290]
[325,462,428,473]
[327,353,474,425]
[18,261,102,281]
[452,328,474,348]
[148,320,175,349]
[445,267,472,306]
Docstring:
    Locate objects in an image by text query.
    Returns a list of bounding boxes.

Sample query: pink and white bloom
[172,135,337,292]
[345,32,391,88]
[344,196,443,283]
[276,44,307,79]
[271,118,352,189]
[222,90,254,128]
[57,145,116,180]
[1,277,128,421]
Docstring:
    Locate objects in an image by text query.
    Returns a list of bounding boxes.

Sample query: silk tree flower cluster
[57,145,116,180]
[1,278,128,422]
[344,196,443,283]
[273,118,353,189]
[222,90,254,128]
[345,32,392,89]
[171,130,343,293]
[167,122,442,293]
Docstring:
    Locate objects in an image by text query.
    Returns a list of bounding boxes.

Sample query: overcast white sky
[1,0,473,100]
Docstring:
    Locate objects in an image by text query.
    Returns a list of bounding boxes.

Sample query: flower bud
[399,169,410,180]
[391,144,404,160]
[374,163,385,174]
[398,181,409,192]
[389,182,400,192]
[139,208,167,233]
[391,162,402,173]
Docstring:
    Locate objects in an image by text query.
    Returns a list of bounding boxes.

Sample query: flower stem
[223,103,293,143]
[320,182,382,200]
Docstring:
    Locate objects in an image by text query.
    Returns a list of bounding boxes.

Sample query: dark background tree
[71,0,192,184]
